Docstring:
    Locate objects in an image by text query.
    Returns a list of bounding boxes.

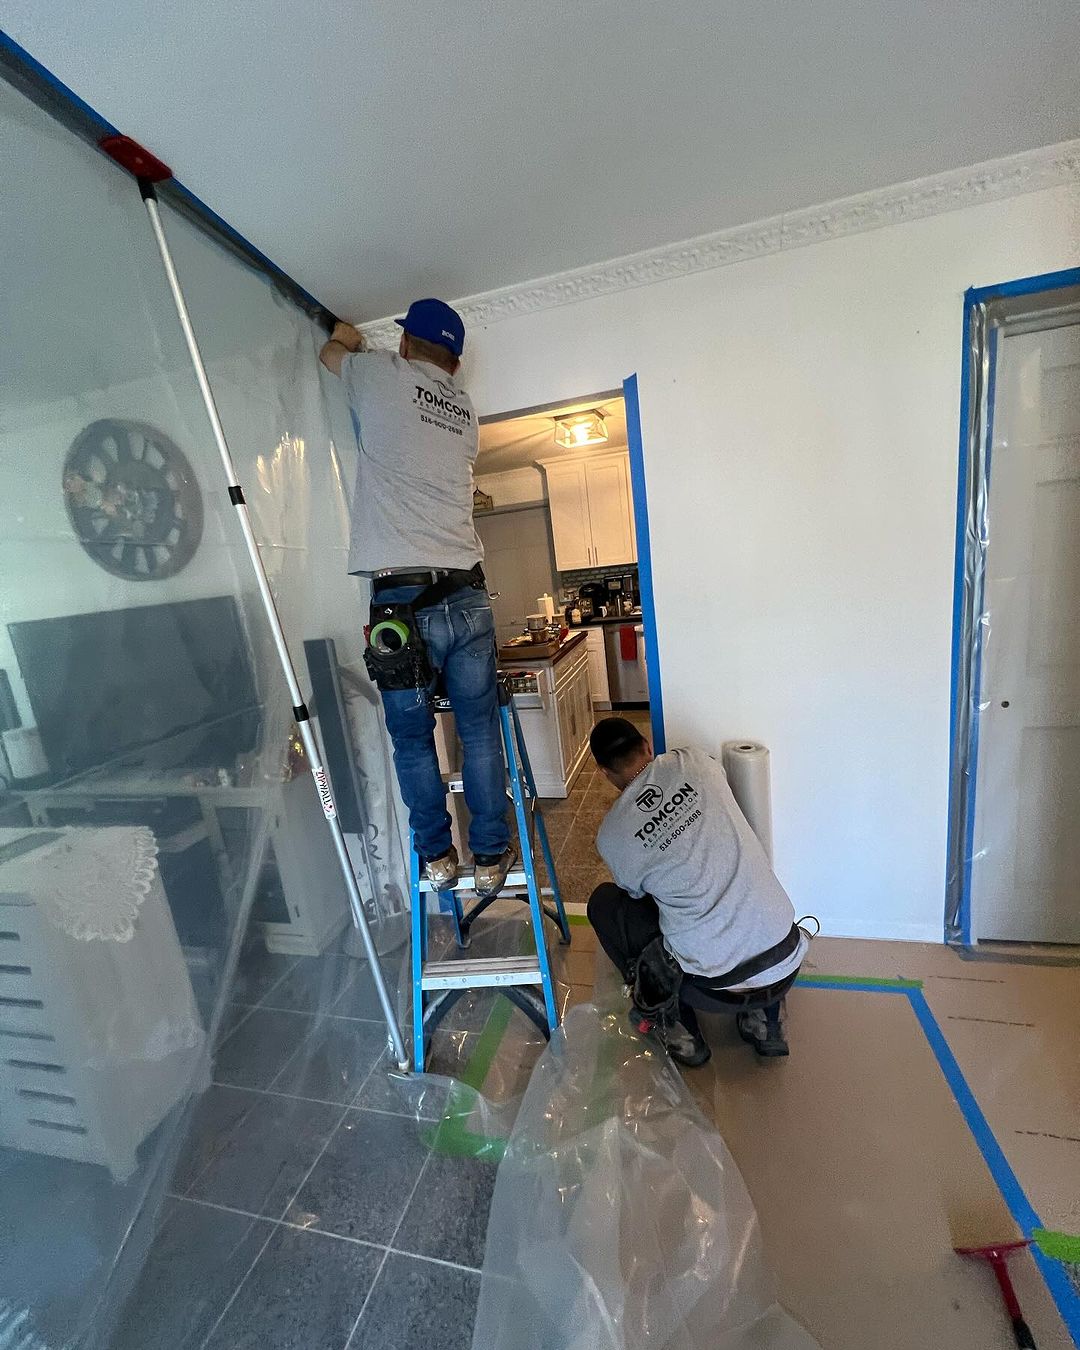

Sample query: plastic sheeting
[946,295,1080,947]
[0,70,409,1349]
[159,203,412,959]
[471,994,820,1350]
[945,299,993,947]
[391,898,573,1124]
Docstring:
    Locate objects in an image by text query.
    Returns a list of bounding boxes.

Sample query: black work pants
[586,882,798,1014]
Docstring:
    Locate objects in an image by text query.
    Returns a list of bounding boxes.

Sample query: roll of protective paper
[722,740,773,862]
[2,727,49,783]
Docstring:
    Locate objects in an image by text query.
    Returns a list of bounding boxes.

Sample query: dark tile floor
[110,946,494,1350]
[109,711,647,1350]
[534,708,651,911]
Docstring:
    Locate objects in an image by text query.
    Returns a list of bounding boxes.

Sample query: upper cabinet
[540,452,637,571]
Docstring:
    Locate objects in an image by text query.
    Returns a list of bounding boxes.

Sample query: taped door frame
[945,265,1080,950]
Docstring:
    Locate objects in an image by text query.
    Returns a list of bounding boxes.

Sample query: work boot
[472,847,516,898]
[628,1005,711,1068]
[736,1002,790,1057]
[423,846,459,892]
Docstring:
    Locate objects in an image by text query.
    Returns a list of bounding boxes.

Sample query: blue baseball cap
[395,298,465,357]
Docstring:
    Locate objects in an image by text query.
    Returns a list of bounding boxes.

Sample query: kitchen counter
[498,630,587,668]
[569,613,643,627]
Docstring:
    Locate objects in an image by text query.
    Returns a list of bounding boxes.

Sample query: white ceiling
[5,0,1080,324]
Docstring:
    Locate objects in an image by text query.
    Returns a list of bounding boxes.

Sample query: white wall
[461,184,1080,941]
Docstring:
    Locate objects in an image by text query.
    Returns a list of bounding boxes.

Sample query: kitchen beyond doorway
[475,390,655,769]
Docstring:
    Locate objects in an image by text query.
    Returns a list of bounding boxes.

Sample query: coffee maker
[577,581,608,619]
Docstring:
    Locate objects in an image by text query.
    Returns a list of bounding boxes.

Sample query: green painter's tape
[1034,1229,1080,1264]
[567,913,590,927]
[797,973,924,990]
[425,989,514,1160]
[369,618,411,652]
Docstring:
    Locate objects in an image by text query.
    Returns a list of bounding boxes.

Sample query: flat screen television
[8,596,261,783]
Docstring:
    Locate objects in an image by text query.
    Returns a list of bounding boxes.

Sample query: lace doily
[31,827,160,943]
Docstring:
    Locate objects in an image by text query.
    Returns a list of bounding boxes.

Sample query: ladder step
[419,867,529,894]
[421,955,543,990]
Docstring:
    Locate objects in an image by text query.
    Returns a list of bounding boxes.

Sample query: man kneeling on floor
[587,717,809,1067]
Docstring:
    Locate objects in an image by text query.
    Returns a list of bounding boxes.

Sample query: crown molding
[363,138,1080,345]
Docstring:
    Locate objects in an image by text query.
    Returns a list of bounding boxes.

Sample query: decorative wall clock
[63,419,203,580]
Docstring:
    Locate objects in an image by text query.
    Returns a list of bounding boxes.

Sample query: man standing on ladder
[320,299,514,898]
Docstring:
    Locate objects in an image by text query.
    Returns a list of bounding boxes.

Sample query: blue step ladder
[410,679,571,1071]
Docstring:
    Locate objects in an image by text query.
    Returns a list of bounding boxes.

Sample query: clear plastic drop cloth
[0,67,409,1350]
[360,899,575,1159]
[0,71,303,1348]
[156,204,412,960]
[471,984,821,1350]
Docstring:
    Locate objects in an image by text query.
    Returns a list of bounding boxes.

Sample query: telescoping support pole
[137,178,408,1070]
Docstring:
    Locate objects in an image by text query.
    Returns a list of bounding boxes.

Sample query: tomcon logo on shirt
[412,379,472,436]
[634,781,699,843]
[635,785,663,812]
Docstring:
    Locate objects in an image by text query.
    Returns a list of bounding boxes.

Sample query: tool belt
[631,921,803,1018]
[364,564,486,692]
[688,923,802,991]
[631,936,683,1021]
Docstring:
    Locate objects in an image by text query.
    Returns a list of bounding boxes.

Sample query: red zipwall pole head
[98,134,172,183]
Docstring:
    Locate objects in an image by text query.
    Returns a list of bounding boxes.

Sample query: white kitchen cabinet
[508,639,592,796]
[542,460,593,570]
[554,648,593,787]
[586,455,636,566]
[540,453,636,571]
[584,626,611,709]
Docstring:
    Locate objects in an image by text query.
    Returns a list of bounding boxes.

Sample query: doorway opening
[474,382,660,800]
[948,271,1080,948]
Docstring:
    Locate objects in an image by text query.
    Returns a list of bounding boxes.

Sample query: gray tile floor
[110,948,491,1350]
[109,714,646,1349]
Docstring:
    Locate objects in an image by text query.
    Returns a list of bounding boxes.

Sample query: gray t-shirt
[596,747,806,984]
[341,351,483,575]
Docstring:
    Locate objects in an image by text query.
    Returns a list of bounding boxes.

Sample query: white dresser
[0,827,206,1179]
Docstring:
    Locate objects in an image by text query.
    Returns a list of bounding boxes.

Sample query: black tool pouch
[364,601,434,692]
[632,936,683,1019]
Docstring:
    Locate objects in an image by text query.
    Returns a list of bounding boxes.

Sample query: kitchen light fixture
[554,409,608,449]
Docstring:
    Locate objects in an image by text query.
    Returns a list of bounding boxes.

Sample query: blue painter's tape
[623,374,666,752]
[0,27,334,322]
[168,180,330,315]
[969,267,1080,306]
[796,979,911,995]
[0,28,118,134]
[908,989,1080,1344]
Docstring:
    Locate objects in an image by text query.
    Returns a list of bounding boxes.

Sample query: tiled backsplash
[559,563,638,593]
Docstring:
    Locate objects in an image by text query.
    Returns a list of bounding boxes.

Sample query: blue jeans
[375,585,509,861]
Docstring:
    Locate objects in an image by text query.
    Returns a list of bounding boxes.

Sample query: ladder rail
[500,699,559,1032]
[509,696,571,943]
[410,678,570,1070]
[410,844,426,1073]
